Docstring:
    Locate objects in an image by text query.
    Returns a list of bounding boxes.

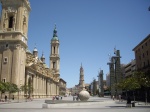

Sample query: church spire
[41,51,45,63]
[33,44,38,57]
[51,24,59,41]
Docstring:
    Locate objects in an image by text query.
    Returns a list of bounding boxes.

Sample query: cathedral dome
[51,36,59,41]
[33,47,38,51]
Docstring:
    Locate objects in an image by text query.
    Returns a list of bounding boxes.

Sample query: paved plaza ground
[0,96,150,112]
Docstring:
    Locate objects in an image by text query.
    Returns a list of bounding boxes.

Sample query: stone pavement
[0,96,150,112]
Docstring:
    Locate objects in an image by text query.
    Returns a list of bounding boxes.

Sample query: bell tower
[0,0,31,86]
[50,25,60,78]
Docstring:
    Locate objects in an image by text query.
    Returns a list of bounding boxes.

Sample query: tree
[6,82,19,100]
[0,82,19,100]
[0,81,7,99]
[116,71,150,102]
[20,84,33,100]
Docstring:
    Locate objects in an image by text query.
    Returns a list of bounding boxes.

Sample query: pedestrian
[119,95,121,102]
[12,95,14,100]
[112,95,115,100]
[127,97,131,104]
[5,95,7,102]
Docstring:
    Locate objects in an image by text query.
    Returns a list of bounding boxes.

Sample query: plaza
[0,96,150,112]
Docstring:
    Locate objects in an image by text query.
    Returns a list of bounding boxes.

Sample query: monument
[78,64,90,101]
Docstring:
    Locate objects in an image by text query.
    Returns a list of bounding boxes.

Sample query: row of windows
[135,40,150,53]
[143,60,150,67]
[139,51,149,60]
[137,60,150,69]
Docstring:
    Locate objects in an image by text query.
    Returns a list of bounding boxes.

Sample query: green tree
[0,82,19,100]
[116,71,150,102]
[0,81,7,99]
[20,84,33,100]
[6,82,19,100]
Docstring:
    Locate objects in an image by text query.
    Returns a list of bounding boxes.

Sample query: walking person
[119,95,121,102]
[112,95,115,100]
[5,95,7,102]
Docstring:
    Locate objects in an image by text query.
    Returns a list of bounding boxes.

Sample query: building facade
[0,0,61,99]
[124,59,136,78]
[133,34,150,74]
[59,78,66,96]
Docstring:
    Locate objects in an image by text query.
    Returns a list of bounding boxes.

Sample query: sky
[26,0,150,88]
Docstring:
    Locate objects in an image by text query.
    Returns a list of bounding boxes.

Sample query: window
[9,16,13,28]
[147,51,148,56]
[143,62,145,67]
[4,57,8,63]
[2,78,6,83]
[54,46,55,54]
[145,42,147,46]
[53,62,56,69]
[142,46,143,49]
[139,56,141,60]
[138,48,140,51]
[148,60,150,66]
[143,53,145,58]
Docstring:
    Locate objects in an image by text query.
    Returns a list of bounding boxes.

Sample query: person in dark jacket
[127,97,131,104]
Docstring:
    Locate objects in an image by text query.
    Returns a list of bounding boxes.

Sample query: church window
[53,62,56,69]
[9,16,13,28]
[54,46,55,54]
[4,57,8,63]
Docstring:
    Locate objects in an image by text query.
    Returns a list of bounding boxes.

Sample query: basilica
[0,0,63,98]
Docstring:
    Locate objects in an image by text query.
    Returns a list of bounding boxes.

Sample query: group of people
[53,95,62,100]
[73,93,79,101]
[112,95,123,102]
[112,95,131,104]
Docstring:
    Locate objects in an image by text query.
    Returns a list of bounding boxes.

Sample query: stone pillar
[99,70,104,96]
[36,76,39,98]
[108,58,115,97]
[115,50,122,95]
[33,75,36,97]
[50,81,52,96]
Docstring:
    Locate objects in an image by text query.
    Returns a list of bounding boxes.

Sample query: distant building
[124,59,136,78]
[59,78,67,95]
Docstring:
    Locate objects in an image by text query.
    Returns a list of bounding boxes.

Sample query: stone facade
[0,0,61,99]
